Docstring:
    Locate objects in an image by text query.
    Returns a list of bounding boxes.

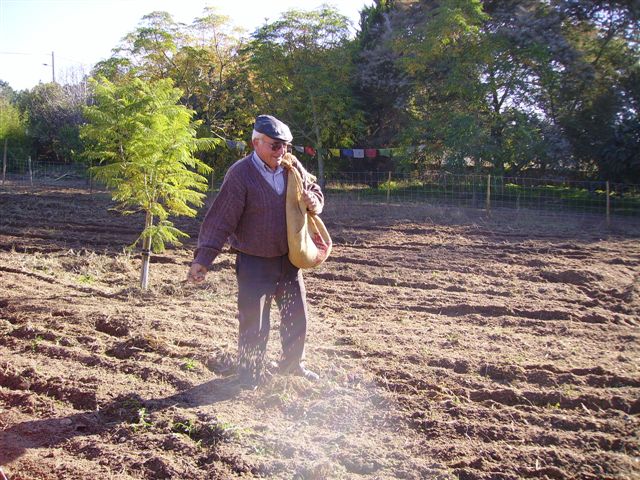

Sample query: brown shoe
[287,365,320,382]
[272,361,320,382]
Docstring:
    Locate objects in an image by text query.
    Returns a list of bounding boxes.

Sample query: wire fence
[1,157,90,187]
[2,159,639,221]
[325,171,639,220]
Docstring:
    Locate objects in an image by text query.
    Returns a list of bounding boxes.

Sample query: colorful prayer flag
[342,149,354,157]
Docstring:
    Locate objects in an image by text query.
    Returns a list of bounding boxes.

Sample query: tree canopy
[2,1,638,182]
[355,0,639,181]
[242,5,366,180]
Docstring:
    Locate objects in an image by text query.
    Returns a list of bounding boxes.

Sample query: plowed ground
[1,185,639,480]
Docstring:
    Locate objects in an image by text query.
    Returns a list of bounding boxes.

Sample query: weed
[171,418,196,436]
[170,416,244,446]
[182,358,198,371]
[78,274,95,284]
[102,394,147,424]
[214,421,245,442]
[132,407,152,432]
[30,335,43,352]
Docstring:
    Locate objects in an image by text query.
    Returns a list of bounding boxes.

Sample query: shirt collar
[252,152,283,174]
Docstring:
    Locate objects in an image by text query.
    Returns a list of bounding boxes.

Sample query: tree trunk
[490,122,505,175]
[88,160,93,193]
[140,211,153,290]
[313,128,325,190]
[309,95,325,189]
[316,148,325,190]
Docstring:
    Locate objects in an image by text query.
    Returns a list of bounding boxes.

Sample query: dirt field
[1,185,639,480]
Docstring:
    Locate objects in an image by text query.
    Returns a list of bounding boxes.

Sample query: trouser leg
[235,253,278,379]
[275,256,308,370]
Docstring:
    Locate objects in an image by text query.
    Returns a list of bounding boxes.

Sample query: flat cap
[254,114,293,142]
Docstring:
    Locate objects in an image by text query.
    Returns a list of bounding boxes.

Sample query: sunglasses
[262,139,292,152]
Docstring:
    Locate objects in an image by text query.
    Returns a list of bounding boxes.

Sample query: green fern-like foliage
[81,76,220,255]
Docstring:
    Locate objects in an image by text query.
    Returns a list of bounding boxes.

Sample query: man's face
[254,135,290,168]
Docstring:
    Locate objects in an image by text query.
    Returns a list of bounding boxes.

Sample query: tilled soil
[0,185,639,480]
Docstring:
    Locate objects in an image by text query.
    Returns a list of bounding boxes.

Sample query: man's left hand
[302,191,321,214]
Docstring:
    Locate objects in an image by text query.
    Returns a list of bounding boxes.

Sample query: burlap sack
[281,154,332,269]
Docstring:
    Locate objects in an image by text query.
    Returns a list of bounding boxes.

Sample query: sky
[0,0,373,91]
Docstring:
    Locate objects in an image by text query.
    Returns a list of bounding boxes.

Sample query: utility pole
[43,51,55,83]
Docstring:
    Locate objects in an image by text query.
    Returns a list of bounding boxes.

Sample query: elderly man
[187,114,323,387]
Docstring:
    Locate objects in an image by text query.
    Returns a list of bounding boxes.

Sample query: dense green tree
[354,0,411,149]
[550,0,640,181]
[354,0,639,180]
[355,1,487,170]
[0,92,28,182]
[113,11,182,80]
[0,80,16,102]
[80,77,219,289]
[176,8,255,176]
[6,2,638,185]
[94,8,252,179]
[243,5,366,183]
[16,82,87,163]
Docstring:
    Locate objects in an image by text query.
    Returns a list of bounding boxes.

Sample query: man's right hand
[187,263,208,283]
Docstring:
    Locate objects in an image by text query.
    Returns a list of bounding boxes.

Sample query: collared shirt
[252,152,285,195]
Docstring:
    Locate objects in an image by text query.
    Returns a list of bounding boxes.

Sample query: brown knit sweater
[193,154,324,268]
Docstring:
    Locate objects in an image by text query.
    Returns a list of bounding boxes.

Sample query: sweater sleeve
[193,164,246,268]
[295,158,325,215]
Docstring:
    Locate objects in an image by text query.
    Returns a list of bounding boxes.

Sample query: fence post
[472,175,476,207]
[443,173,447,196]
[606,181,610,227]
[28,156,33,186]
[386,171,392,204]
[486,174,491,211]
[2,138,7,185]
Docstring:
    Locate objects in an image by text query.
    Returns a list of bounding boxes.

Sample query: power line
[0,51,89,63]
[0,50,51,56]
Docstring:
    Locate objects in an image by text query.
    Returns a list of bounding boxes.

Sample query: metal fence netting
[3,160,639,219]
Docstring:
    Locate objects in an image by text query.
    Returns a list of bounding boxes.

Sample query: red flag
[365,148,378,158]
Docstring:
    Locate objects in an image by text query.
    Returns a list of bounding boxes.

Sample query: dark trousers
[235,252,308,377]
